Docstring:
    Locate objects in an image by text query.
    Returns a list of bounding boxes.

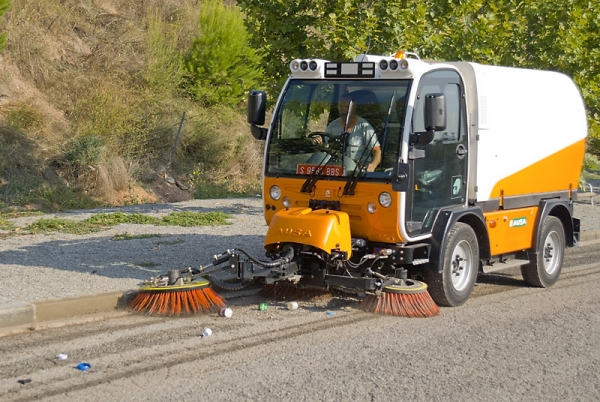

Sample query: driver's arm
[367,146,381,172]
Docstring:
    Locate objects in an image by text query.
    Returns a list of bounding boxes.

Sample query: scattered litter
[287,301,299,310]
[18,378,31,385]
[56,353,68,361]
[219,308,233,318]
[326,311,335,317]
[259,302,268,311]
[76,362,92,371]
[202,328,213,337]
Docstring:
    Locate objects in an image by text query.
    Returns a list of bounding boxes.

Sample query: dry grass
[0,0,263,209]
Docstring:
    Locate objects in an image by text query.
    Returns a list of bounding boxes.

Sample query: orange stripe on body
[489,139,586,198]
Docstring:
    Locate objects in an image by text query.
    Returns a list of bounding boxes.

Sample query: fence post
[168,111,186,168]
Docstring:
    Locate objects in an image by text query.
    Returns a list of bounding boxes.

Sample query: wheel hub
[450,240,472,291]
[542,231,560,274]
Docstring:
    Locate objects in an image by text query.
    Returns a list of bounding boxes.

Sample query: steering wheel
[307,131,334,141]
[307,132,341,151]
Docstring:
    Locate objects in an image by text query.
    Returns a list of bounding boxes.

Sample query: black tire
[521,215,565,288]
[426,222,479,307]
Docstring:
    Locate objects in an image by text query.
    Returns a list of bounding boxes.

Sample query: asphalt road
[1,243,598,402]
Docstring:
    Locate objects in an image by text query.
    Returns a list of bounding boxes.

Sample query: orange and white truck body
[247,52,587,306]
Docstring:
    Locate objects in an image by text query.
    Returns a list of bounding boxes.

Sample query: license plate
[296,164,344,177]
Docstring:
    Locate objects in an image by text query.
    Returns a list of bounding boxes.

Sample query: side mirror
[410,93,446,146]
[247,90,266,125]
[424,93,446,132]
[247,90,267,140]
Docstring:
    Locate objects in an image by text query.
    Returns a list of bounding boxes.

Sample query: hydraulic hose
[235,247,294,268]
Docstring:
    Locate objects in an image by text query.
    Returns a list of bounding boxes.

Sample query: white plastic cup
[202,328,212,337]
[287,301,299,310]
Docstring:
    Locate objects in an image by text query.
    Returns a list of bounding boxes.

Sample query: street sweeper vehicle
[131,51,587,318]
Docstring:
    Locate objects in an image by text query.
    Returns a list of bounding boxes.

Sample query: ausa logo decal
[279,228,312,237]
[509,217,527,228]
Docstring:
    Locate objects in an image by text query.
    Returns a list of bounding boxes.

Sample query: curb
[0,290,138,333]
[2,231,600,333]
[580,230,600,244]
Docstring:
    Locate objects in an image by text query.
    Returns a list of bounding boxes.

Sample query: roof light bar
[324,62,375,78]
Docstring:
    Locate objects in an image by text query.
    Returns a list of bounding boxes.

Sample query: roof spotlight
[379,60,388,70]
[309,60,317,70]
[300,60,308,71]
[389,59,399,70]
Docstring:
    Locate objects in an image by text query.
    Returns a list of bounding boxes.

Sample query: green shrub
[182,0,263,107]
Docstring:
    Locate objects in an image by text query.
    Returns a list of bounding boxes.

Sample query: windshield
[266,79,410,179]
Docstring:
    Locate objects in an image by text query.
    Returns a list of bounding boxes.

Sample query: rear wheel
[521,215,565,287]
[426,222,479,307]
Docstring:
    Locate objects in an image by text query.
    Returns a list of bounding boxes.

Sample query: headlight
[378,192,392,208]
[282,196,291,208]
[269,185,282,200]
[367,202,377,214]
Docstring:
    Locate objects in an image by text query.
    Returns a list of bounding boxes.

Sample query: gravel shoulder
[0,197,598,305]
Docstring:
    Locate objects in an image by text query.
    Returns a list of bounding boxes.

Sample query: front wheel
[521,215,565,288]
[425,222,479,307]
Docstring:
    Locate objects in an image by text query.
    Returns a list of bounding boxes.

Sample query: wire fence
[116,113,188,167]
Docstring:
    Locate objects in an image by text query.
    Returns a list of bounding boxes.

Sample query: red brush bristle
[260,284,331,301]
[361,290,439,318]
[130,286,226,316]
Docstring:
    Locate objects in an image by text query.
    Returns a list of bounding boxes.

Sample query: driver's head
[338,93,354,116]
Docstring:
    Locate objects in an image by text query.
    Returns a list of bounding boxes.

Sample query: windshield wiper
[300,144,340,193]
[342,132,376,195]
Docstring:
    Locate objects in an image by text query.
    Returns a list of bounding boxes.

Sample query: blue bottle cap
[77,362,92,371]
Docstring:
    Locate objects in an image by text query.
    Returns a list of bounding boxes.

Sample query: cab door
[406,70,468,235]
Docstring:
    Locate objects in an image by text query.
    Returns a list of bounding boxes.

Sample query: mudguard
[427,206,490,273]
[264,208,352,258]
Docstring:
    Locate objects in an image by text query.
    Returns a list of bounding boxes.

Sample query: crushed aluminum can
[287,301,299,310]
[219,308,233,318]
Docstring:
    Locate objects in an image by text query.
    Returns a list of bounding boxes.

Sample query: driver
[313,93,381,172]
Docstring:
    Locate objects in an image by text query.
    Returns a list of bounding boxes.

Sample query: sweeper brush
[130,279,226,315]
[361,280,439,318]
